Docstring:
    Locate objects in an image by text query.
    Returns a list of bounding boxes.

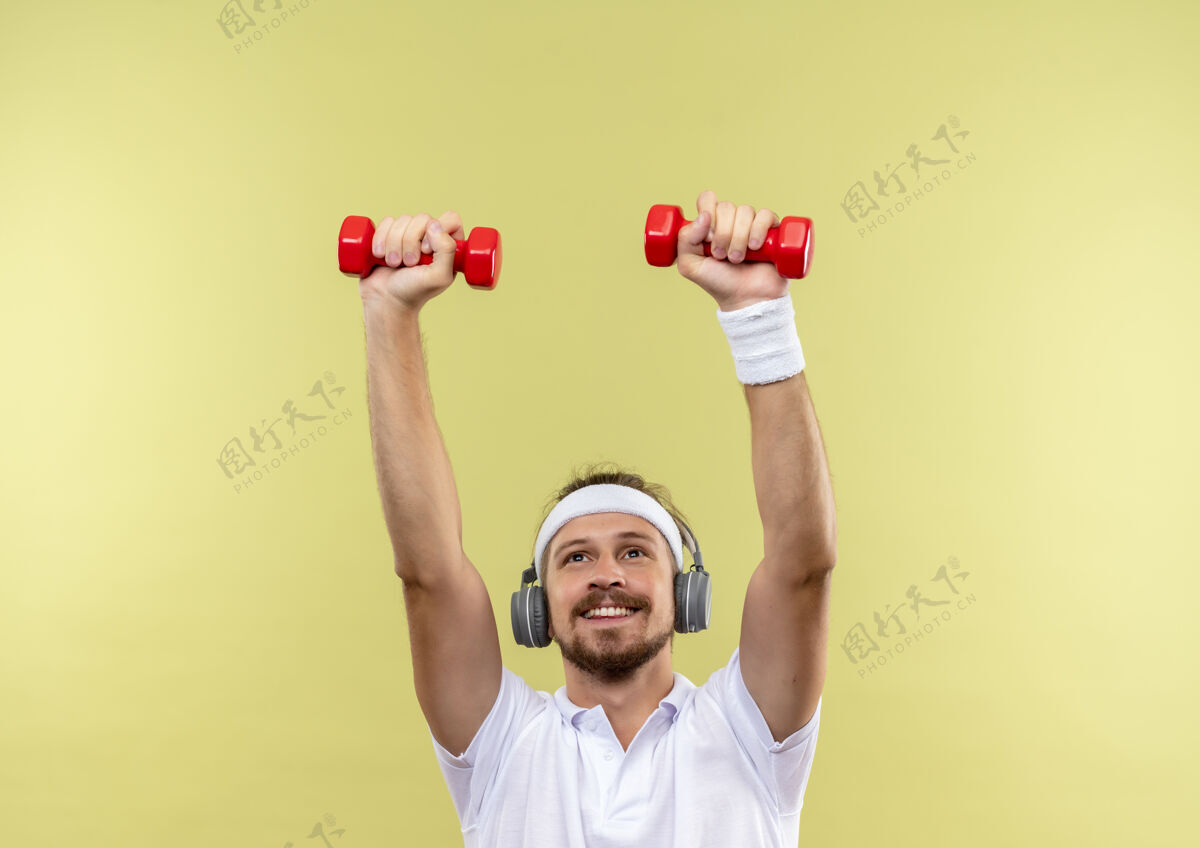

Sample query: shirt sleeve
[428,665,546,829]
[710,646,823,816]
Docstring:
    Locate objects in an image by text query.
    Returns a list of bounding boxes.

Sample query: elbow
[764,522,837,572]
[804,548,837,576]
[393,556,426,586]
[798,550,836,586]
[813,533,836,570]
[802,543,838,579]
[817,516,838,570]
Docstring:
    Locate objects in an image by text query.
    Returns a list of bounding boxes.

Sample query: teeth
[582,606,635,619]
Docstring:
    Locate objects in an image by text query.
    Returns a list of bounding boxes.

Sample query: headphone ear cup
[674,569,712,634]
[510,589,529,646]
[528,585,551,647]
[511,585,552,648]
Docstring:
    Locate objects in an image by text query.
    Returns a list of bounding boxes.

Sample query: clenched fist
[359,210,466,313]
[676,190,790,312]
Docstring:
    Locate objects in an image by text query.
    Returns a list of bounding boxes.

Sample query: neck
[562,647,675,750]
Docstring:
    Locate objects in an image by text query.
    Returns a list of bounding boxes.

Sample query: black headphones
[510,517,711,648]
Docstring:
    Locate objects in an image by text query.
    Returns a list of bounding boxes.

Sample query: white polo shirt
[430,647,823,847]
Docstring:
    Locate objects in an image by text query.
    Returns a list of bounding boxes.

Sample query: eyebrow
[552,530,657,561]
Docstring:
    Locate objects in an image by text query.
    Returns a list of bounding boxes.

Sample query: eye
[565,547,645,563]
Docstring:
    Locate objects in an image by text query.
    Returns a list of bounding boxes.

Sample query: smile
[581,606,639,621]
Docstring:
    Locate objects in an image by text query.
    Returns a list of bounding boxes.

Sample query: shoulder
[429,666,561,829]
[432,666,554,765]
[695,648,824,753]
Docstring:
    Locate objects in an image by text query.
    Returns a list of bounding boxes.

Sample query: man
[361,190,836,846]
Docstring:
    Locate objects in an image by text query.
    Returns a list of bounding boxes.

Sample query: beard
[551,605,674,684]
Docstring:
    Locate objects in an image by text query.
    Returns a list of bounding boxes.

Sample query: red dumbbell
[643,204,813,280]
[337,215,503,290]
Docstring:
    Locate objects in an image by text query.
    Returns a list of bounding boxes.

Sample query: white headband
[533,484,684,583]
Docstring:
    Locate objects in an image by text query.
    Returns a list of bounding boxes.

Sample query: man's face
[544,512,676,682]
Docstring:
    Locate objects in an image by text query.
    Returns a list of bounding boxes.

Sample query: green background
[3,0,1196,844]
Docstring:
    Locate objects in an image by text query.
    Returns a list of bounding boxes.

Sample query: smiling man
[544,512,677,707]
[361,192,836,847]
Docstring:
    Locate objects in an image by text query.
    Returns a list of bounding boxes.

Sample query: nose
[589,552,627,589]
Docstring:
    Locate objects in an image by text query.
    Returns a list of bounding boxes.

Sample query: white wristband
[716,294,805,385]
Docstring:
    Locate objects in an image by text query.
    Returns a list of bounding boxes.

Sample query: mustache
[573,589,647,617]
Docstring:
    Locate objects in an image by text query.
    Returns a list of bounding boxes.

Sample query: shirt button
[604,749,614,761]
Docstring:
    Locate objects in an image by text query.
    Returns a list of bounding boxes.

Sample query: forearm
[363,305,464,580]
[744,371,837,571]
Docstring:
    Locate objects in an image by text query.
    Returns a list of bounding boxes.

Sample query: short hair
[533,460,691,589]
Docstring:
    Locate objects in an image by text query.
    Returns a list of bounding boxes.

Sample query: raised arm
[672,191,836,743]
[739,370,836,741]
[361,212,502,757]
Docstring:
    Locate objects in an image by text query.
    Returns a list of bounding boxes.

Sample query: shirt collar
[554,672,695,729]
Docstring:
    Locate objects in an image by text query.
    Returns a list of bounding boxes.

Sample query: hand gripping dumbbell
[337,215,503,290]
[643,204,813,280]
